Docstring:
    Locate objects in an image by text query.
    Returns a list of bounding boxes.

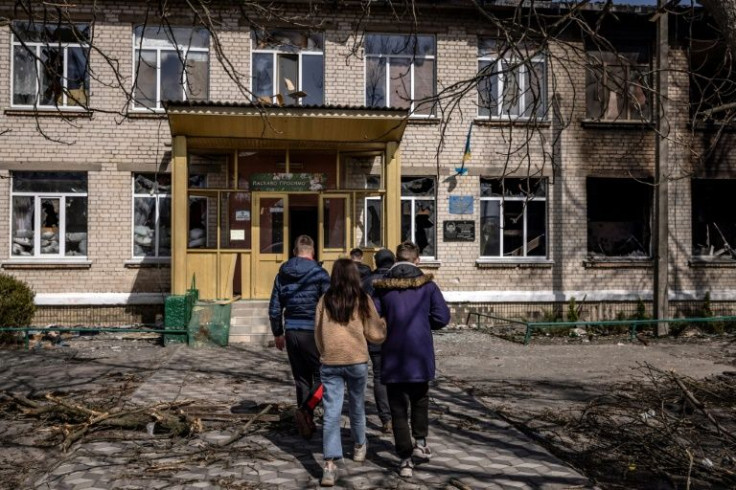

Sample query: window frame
[401,176,437,260]
[250,30,325,106]
[364,33,437,117]
[10,172,88,260]
[10,22,90,109]
[132,173,171,258]
[131,26,210,112]
[477,40,547,120]
[479,177,548,259]
[585,47,652,122]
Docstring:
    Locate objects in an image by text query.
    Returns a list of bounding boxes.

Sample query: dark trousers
[369,349,391,424]
[387,382,429,459]
[285,329,321,410]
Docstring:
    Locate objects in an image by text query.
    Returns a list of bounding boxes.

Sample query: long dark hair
[323,258,372,324]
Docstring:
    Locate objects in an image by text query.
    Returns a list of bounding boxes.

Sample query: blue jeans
[320,363,368,460]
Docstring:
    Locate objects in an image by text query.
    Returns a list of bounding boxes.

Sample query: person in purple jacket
[372,241,451,479]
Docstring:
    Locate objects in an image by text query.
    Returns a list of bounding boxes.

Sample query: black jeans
[285,329,321,410]
[386,382,429,459]
[369,349,391,424]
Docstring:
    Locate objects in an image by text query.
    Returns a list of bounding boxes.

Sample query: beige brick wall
[0,1,734,311]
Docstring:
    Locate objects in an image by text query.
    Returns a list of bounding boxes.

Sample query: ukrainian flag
[455,125,471,175]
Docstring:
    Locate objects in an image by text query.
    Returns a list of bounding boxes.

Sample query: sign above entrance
[250,173,326,192]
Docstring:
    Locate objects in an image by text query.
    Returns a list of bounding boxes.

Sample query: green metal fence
[466,311,736,345]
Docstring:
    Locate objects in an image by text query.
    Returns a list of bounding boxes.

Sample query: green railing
[466,311,736,345]
[0,326,188,350]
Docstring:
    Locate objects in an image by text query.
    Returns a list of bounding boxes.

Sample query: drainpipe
[653,0,669,334]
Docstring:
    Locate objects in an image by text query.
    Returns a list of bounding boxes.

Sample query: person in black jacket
[350,248,372,280]
[269,235,330,439]
[361,248,395,433]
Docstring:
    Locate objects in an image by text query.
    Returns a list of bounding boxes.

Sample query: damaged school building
[1,0,735,340]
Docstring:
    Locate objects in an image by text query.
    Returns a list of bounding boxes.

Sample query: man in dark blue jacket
[269,235,330,439]
[373,241,450,479]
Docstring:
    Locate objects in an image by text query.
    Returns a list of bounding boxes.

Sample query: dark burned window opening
[692,179,736,260]
[585,42,652,122]
[689,35,736,121]
[587,177,652,258]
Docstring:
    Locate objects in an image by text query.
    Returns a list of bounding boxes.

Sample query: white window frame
[251,40,324,105]
[364,34,436,117]
[363,196,382,248]
[477,48,547,120]
[10,177,88,259]
[401,176,436,260]
[132,174,171,258]
[10,25,89,109]
[131,28,210,112]
[480,178,547,259]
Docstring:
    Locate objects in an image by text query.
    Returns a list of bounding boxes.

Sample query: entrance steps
[229,300,273,347]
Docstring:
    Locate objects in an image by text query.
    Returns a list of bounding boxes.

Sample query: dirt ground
[434,329,736,489]
[1,329,735,489]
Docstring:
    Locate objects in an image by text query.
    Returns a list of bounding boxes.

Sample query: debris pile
[525,364,736,488]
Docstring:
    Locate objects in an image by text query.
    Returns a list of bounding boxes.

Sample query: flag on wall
[455,125,471,175]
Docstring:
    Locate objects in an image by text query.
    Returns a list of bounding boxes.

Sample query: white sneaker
[321,460,338,487]
[399,457,414,478]
[353,442,367,462]
[412,441,432,461]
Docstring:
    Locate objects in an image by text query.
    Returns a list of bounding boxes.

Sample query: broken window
[401,177,436,258]
[689,34,736,120]
[133,173,207,258]
[132,26,210,111]
[586,45,652,122]
[587,177,652,258]
[477,38,547,119]
[692,179,736,259]
[11,172,88,258]
[365,34,436,116]
[480,178,547,258]
[11,22,90,108]
[252,29,324,106]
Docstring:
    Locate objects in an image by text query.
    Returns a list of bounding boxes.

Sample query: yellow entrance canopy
[165,101,409,150]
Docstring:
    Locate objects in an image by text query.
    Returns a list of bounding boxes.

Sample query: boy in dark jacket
[361,248,396,433]
[373,241,450,478]
[269,235,330,439]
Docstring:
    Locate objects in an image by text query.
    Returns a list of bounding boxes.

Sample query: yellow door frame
[319,193,351,273]
[251,192,289,299]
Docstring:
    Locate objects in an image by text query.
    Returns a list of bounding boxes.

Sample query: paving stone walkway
[24,344,592,489]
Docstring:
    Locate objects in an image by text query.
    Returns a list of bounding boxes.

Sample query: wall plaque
[449,195,474,214]
[443,220,475,242]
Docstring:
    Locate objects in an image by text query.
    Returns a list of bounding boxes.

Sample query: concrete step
[230,301,269,312]
[231,315,270,324]
[229,333,273,347]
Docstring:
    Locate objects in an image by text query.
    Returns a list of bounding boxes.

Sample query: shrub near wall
[0,274,36,333]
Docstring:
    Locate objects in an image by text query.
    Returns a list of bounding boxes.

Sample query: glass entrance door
[252,193,288,298]
[319,193,350,274]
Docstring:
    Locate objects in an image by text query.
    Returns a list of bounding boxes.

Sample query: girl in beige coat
[314,258,386,486]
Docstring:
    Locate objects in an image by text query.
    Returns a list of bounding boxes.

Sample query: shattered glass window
[365,34,436,116]
[587,177,652,258]
[11,22,90,108]
[133,26,210,110]
[480,178,547,258]
[401,177,436,258]
[11,172,88,258]
[477,38,547,119]
[586,46,652,121]
[251,30,324,106]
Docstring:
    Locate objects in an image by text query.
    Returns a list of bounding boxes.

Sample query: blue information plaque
[449,195,474,215]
